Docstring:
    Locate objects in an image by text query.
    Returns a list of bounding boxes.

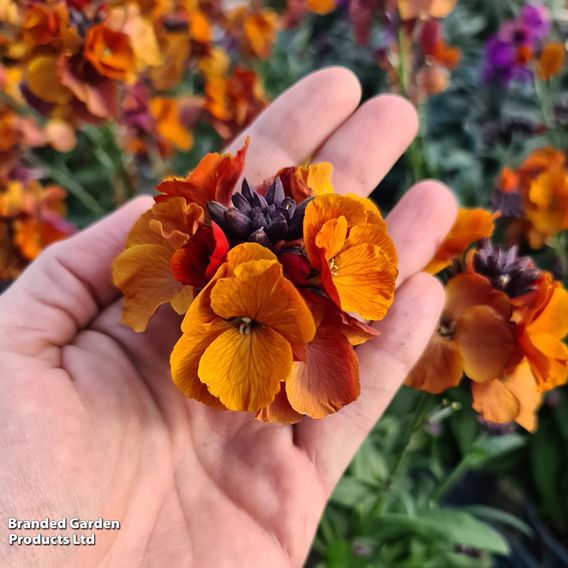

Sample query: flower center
[437,316,455,340]
[234,316,258,336]
[329,257,338,277]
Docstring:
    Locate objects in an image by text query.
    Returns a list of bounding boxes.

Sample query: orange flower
[275,162,333,203]
[472,359,542,432]
[525,167,568,249]
[398,0,456,20]
[204,67,267,140]
[149,22,190,90]
[518,273,568,391]
[303,193,398,320]
[406,273,517,393]
[306,0,336,15]
[113,197,203,331]
[22,2,78,51]
[229,8,279,60]
[259,291,376,422]
[156,139,248,208]
[170,243,316,412]
[84,24,136,83]
[499,167,520,192]
[149,97,193,154]
[537,42,566,81]
[425,208,496,274]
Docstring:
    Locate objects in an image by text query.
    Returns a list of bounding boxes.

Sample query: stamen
[238,316,254,336]
[329,258,338,277]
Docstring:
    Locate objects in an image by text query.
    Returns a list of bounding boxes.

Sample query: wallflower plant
[113,140,398,422]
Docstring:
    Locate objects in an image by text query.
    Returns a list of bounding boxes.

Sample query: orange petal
[315,216,348,260]
[286,321,360,418]
[126,197,202,247]
[198,326,292,411]
[346,195,387,228]
[225,241,277,271]
[345,222,397,263]
[537,42,566,81]
[398,0,456,20]
[113,243,191,332]
[303,193,367,268]
[156,139,249,208]
[455,305,516,383]
[328,243,397,320]
[425,208,496,274]
[444,273,511,322]
[210,259,316,346]
[471,380,520,428]
[170,320,229,409]
[256,384,303,424]
[405,334,464,393]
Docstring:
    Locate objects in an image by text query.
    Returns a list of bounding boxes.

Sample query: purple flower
[520,4,551,41]
[482,38,516,84]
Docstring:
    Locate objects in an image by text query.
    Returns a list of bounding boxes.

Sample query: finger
[0,196,153,350]
[226,67,361,183]
[388,180,458,286]
[313,94,419,196]
[298,273,445,490]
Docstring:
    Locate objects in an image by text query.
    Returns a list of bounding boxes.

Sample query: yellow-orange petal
[225,241,277,271]
[424,208,496,274]
[113,243,191,332]
[256,385,303,424]
[455,305,516,383]
[170,320,229,409]
[471,379,520,428]
[210,259,316,346]
[328,243,397,320]
[346,195,387,228]
[304,193,367,268]
[286,322,360,418]
[345,222,397,263]
[472,360,542,431]
[537,42,566,81]
[198,326,292,412]
[306,0,336,15]
[405,334,464,393]
[315,216,348,261]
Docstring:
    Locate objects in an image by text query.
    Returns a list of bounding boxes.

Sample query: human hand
[0,67,456,568]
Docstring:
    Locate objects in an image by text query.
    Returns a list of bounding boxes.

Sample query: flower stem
[365,393,431,523]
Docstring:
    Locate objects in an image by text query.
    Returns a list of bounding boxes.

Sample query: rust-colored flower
[170,243,316,412]
[84,24,137,83]
[156,139,249,208]
[471,359,542,432]
[303,193,398,320]
[517,273,568,391]
[22,2,78,51]
[425,208,496,274]
[406,273,517,393]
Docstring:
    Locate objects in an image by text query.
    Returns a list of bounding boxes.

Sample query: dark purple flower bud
[265,213,289,242]
[248,228,272,248]
[265,176,285,205]
[473,239,540,297]
[241,179,254,203]
[250,208,267,231]
[225,209,252,239]
[232,192,253,213]
[492,191,523,218]
[252,192,268,210]
[207,201,228,228]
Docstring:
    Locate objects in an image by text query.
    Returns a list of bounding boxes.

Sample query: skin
[0,67,457,568]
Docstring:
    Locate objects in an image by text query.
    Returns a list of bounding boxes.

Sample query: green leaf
[461,506,533,538]
[373,509,510,556]
[464,434,526,469]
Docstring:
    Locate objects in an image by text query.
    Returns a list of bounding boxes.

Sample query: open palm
[0,68,456,568]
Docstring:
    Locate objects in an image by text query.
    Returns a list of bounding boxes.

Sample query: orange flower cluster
[0,1,273,155]
[113,140,398,421]
[496,147,568,249]
[408,208,568,431]
[0,178,74,280]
